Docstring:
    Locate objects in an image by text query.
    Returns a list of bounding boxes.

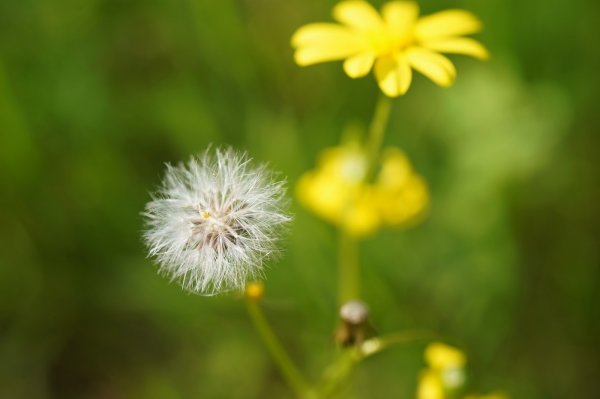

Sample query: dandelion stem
[365,95,393,180]
[338,230,360,305]
[245,299,316,399]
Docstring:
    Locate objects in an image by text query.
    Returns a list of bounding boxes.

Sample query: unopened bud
[340,300,369,325]
[245,281,264,301]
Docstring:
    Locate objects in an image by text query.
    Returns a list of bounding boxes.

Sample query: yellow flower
[296,141,428,237]
[416,343,466,399]
[418,343,509,399]
[425,342,467,370]
[417,369,445,399]
[417,370,445,399]
[291,1,488,97]
[425,342,467,389]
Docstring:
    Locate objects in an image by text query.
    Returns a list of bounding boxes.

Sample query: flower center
[340,153,367,184]
[190,212,236,252]
[441,367,465,388]
[367,27,415,56]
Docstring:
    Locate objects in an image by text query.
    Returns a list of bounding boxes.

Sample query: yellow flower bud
[245,281,265,301]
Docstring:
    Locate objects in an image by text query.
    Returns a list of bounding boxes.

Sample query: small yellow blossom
[296,141,428,237]
[418,343,509,399]
[425,342,467,370]
[291,1,488,97]
[417,369,445,399]
[425,342,467,389]
[416,342,466,399]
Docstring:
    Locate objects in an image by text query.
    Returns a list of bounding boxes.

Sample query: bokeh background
[1,0,598,398]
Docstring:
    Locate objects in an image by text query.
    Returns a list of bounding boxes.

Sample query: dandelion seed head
[143,147,291,295]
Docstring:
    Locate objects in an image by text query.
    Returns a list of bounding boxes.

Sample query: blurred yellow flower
[425,342,467,389]
[291,1,488,97]
[425,342,467,370]
[296,141,428,237]
[417,369,445,399]
[416,342,466,399]
[418,343,509,399]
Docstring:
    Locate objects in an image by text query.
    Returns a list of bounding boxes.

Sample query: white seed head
[143,147,291,295]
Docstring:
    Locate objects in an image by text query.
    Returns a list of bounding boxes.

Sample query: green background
[1,0,598,398]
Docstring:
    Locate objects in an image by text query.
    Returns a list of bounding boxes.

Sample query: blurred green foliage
[0,0,598,398]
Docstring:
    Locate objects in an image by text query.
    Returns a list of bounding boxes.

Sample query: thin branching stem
[245,299,317,399]
[316,330,433,397]
[359,330,435,358]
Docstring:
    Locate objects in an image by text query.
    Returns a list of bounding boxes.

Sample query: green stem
[338,230,360,305]
[316,348,361,398]
[316,330,432,397]
[365,95,393,180]
[336,96,392,306]
[245,299,315,399]
[359,330,435,358]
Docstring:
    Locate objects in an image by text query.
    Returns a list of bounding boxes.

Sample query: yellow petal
[297,169,379,237]
[292,23,354,46]
[425,342,466,370]
[424,37,489,60]
[294,47,353,66]
[296,171,345,224]
[417,369,444,399]
[382,1,419,35]
[374,54,412,97]
[294,45,364,67]
[416,10,483,40]
[406,47,456,87]
[343,52,376,78]
[377,148,412,188]
[333,0,383,30]
[342,189,381,237]
[377,176,428,226]
[291,23,366,66]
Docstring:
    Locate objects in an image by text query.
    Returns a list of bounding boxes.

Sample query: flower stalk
[337,95,392,305]
[245,298,315,399]
[338,230,360,305]
[316,330,432,397]
[365,95,393,181]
